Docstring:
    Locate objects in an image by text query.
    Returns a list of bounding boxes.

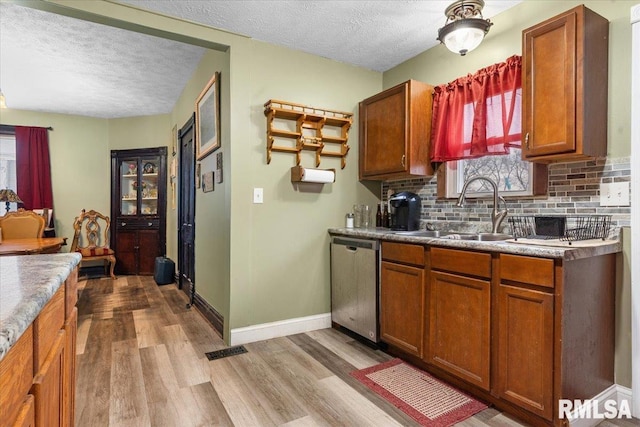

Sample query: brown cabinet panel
[500,254,554,288]
[0,325,34,426]
[63,308,77,427]
[497,284,554,420]
[522,5,609,162]
[359,80,434,180]
[115,230,138,275]
[138,230,160,275]
[33,287,64,373]
[32,331,65,427]
[428,271,491,390]
[381,241,425,266]
[12,395,35,427]
[380,261,424,357]
[430,247,491,279]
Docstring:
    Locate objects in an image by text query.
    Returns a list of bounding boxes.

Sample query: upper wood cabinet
[522,5,609,162]
[359,80,434,180]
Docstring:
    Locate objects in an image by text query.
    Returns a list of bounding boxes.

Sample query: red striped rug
[351,358,487,426]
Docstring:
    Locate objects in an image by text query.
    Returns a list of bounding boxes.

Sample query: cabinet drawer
[430,247,491,279]
[117,218,159,229]
[33,286,65,372]
[64,267,78,320]
[500,254,554,288]
[382,241,425,266]
[0,325,34,426]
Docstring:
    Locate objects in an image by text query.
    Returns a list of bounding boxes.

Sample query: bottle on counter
[382,203,390,228]
[376,203,382,227]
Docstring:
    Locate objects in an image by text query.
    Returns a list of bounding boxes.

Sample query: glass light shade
[438,18,492,56]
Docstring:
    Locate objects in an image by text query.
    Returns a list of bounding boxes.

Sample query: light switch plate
[600,182,630,206]
[253,188,264,204]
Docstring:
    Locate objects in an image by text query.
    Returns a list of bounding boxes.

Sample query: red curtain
[15,126,54,211]
[430,55,522,163]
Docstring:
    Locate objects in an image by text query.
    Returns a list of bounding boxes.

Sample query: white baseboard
[567,385,634,427]
[229,313,332,346]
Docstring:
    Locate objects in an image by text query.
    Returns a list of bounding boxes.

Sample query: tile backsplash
[381,157,631,230]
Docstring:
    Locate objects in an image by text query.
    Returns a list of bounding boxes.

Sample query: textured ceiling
[0,3,206,118]
[0,1,522,119]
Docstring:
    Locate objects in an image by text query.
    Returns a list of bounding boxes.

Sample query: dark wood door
[115,229,137,275]
[379,261,424,357]
[428,271,491,390]
[178,115,196,304]
[138,230,160,275]
[496,283,554,420]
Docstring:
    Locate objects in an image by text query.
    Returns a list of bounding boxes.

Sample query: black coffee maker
[389,191,421,231]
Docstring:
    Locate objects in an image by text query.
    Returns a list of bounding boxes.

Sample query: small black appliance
[389,191,421,231]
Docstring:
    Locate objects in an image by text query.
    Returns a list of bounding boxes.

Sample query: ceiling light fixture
[437,0,493,56]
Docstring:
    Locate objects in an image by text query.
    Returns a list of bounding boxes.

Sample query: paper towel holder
[290,166,336,183]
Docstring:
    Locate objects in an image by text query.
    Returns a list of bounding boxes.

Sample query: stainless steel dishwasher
[330,236,379,343]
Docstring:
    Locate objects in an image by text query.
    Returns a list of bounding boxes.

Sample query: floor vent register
[205,345,248,360]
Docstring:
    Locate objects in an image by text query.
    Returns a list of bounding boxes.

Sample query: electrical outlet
[253,188,264,204]
[600,182,630,206]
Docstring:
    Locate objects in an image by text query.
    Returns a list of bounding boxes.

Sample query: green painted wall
[0,108,110,242]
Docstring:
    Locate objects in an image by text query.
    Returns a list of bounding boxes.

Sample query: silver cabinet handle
[525,132,530,149]
[401,154,406,168]
[121,222,127,226]
[148,222,153,226]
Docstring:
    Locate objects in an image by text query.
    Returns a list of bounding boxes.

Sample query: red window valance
[430,55,522,163]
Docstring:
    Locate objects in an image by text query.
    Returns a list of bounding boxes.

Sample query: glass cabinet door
[120,158,138,215]
[119,155,160,216]
[140,156,160,216]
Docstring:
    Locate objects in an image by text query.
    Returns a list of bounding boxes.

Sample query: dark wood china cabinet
[110,147,167,275]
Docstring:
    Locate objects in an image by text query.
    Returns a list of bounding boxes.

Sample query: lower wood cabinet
[32,331,66,427]
[0,267,79,427]
[116,227,160,275]
[496,284,554,420]
[428,270,491,391]
[380,261,425,357]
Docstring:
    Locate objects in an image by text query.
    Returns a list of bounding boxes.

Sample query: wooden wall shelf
[264,99,353,169]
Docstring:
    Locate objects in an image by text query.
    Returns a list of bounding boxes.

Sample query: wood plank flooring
[75,276,637,427]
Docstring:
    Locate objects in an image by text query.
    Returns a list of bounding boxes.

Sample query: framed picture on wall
[195,72,221,160]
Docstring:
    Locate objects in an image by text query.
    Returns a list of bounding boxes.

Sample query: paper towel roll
[301,168,335,183]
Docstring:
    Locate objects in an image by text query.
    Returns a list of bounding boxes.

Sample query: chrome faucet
[456,176,508,234]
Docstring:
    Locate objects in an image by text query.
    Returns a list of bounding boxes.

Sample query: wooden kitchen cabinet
[428,247,491,391]
[522,5,609,162]
[111,147,167,275]
[380,242,425,357]
[359,80,434,180]
[0,267,79,427]
[497,283,554,420]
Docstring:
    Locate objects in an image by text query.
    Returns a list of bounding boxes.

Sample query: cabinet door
[12,395,35,427]
[63,308,77,427]
[115,229,138,275]
[497,284,554,420]
[32,330,65,427]
[138,230,160,275]
[380,261,424,357]
[522,10,576,158]
[429,271,490,390]
[360,83,407,178]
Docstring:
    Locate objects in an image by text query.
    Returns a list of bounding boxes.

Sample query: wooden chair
[70,209,116,279]
[0,209,46,239]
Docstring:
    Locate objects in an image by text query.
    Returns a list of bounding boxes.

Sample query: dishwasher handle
[332,237,379,250]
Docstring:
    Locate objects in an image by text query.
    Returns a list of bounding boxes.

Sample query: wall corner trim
[566,384,634,427]
[229,313,331,346]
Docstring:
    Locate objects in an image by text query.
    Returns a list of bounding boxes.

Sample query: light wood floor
[75,276,638,427]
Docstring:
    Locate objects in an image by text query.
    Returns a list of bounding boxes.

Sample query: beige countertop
[328,227,622,260]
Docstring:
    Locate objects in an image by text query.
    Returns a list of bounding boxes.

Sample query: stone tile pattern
[381,157,631,228]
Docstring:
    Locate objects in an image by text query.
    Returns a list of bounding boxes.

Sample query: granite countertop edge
[0,253,82,362]
[327,228,622,260]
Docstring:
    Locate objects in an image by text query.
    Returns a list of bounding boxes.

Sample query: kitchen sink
[438,232,512,241]
[389,230,512,241]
